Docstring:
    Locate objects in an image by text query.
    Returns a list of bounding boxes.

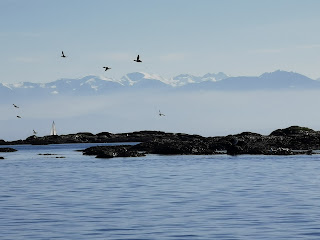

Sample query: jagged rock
[3,126,320,156]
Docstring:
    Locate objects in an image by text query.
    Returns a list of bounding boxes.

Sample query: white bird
[103,66,111,71]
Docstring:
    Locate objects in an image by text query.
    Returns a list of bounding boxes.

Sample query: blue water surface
[1,143,320,240]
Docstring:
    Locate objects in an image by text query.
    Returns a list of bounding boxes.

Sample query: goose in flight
[134,55,142,62]
[103,67,111,71]
[13,104,19,108]
[17,116,21,119]
[61,51,66,58]
[159,110,165,117]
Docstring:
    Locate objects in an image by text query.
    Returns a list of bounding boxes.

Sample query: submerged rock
[0,148,17,152]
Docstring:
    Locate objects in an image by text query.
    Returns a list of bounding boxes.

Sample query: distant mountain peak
[2,70,320,98]
[120,72,169,86]
[260,70,306,78]
[202,72,229,82]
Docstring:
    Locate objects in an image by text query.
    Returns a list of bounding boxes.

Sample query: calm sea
[1,143,320,240]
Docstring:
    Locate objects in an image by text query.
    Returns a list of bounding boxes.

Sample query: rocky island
[1,126,320,158]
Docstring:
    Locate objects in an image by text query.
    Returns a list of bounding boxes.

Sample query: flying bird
[33,130,37,135]
[17,116,21,119]
[159,110,165,117]
[134,55,142,62]
[103,67,111,71]
[61,51,66,58]
[13,104,19,108]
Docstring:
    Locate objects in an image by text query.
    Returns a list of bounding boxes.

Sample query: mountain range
[1,70,320,98]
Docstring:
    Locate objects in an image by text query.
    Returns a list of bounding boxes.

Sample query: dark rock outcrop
[270,126,315,136]
[83,145,146,158]
[132,139,216,155]
[2,125,320,157]
[0,147,17,152]
[226,145,244,155]
[81,126,319,158]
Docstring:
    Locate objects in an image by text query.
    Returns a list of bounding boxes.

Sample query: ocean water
[1,143,320,240]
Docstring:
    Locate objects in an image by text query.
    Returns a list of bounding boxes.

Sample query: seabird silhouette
[61,51,66,58]
[103,67,111,71]
[13,104,19,108]
[17,116,21,119]
[33,130,37,135]
[134,55,142,62]
[159,110,165,117]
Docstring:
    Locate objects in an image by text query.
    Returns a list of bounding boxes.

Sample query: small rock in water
[0,148,17,152]
[83,145,146,158]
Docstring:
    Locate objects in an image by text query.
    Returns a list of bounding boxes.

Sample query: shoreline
[1,126,320,157]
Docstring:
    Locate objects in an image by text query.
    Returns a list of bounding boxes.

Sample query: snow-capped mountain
[2,71,320,99]
[181,70,320,91]
[202,72,229,82]
[45,75,124,95]
[172,72,229,86]
[120,72,171,88]
[3,75,125,97]
[173,74,203,86]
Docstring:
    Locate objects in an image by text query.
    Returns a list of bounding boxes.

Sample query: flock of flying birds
[12,51,165,136]
[12,103,37,135]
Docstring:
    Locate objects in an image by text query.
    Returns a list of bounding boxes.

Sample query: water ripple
[1,144,320,239]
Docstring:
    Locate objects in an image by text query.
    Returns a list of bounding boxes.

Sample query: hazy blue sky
[1,0,320,83]
[2,90,320,140]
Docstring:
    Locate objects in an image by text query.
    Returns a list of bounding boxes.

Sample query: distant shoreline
[1,126,319,156]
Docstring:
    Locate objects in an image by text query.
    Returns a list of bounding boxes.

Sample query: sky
[2,0,320,140]
[1,0,320,83]
[2,90,320,141]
